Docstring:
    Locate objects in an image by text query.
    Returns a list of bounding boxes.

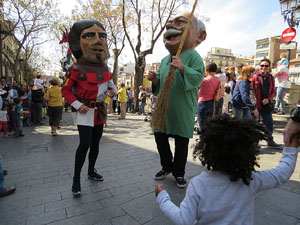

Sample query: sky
[55,0,300,68]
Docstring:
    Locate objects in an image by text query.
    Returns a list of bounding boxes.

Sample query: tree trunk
[112,49,119,85]
[134,65,145,112]
[12,61,20,83]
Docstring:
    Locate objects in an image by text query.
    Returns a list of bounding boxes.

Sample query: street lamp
[280,0,300,27]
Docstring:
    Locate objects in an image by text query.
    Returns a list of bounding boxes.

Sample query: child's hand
[155,184,164,197]
[283,120,300,146]
[289,133,300,148]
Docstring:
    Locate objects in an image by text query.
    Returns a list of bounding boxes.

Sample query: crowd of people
[196,56,291,148]
[0,76,64,138]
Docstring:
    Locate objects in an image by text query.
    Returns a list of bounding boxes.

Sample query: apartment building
[254,35,297,68]
[203,47,236,69]
[0,13,20,80]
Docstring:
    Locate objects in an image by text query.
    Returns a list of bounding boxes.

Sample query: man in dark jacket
[31,86,44,125]
[252,58,281,148]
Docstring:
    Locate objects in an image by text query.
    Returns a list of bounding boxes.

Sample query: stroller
[22,99,31,126]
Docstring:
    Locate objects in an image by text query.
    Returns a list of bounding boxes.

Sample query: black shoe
[267,141,282,149]
[0,187,16,198]
[175,177,187,188]
[88,169,104,181]
[3,170,8,175]
[154,170,171,180]
[19,133,24,137]
[72,180,81,197]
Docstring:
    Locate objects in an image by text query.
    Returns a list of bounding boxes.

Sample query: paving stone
[26,208,67,225]
[120,192,162,224]
[6,204,44,220]
[66,200,102,218]
[110,215,141,225]
[99,192,136,208]
[90,180,120,193]
[255,188,300,219]
[254,201,298,225]
[144,215,173,225]
[0,217,27,225]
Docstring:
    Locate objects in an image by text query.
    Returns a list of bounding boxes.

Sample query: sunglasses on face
[260,65,269,67]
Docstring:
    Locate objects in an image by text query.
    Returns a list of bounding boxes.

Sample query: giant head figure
[163,12,206,55]
[68,20,110,65]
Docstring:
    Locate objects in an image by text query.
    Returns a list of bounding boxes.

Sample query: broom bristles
[150,67,176,132]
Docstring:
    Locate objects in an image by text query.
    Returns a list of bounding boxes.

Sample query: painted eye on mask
[82,33,94,39]
[98,34,107,41]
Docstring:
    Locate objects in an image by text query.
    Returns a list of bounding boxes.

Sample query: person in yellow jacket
[44,79,63,136]
[117,83,127,119]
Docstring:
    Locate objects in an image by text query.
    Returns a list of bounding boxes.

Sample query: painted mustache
[164,29,183,40]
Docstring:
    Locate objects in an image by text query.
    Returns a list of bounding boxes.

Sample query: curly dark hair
[193,115,268,185]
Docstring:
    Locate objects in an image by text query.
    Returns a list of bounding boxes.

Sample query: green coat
[152,49,205,138]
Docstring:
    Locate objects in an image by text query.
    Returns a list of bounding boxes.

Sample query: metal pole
[0,23,3,79]
[288,49,291,68]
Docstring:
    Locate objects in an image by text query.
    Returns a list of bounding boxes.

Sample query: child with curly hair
[155,115,299,225]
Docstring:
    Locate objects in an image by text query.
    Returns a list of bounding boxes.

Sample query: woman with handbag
[232,66,259,119]
[197,63,220,134]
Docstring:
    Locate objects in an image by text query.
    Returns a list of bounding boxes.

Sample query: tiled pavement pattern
[0,112,299,225]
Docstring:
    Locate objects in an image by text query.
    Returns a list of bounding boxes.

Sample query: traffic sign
[281,27,296,42]
[280,41,297,49]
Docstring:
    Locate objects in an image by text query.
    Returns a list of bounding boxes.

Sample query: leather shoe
[267,141,282,149]
[0,187,16,198]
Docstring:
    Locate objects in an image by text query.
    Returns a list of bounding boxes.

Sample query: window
[256,52,268,58]
[256,43,269,49]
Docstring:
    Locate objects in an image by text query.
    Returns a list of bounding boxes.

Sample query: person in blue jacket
[232,66,259,119]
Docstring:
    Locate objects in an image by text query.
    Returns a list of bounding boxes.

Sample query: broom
[150,0,198,132]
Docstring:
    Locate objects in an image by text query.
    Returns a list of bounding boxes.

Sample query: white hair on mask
[197,19,206,32]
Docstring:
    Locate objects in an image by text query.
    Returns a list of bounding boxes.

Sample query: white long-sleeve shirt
[157,147,298,225]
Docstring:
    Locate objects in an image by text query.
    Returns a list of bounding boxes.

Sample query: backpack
[237,81,257,105]
[208,79,224,101]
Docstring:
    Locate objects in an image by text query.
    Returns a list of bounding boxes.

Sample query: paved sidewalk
[0,112,299,225]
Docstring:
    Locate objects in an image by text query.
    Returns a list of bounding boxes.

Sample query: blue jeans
[139,102,145,115]
[258,109,274,143]
[127,102,134,112]
[16,118,23,135]
[233,107,252,119]
[0,153,4,191]
[197,100,213,132]
[275,87,287,112]
[215,98,224,116]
